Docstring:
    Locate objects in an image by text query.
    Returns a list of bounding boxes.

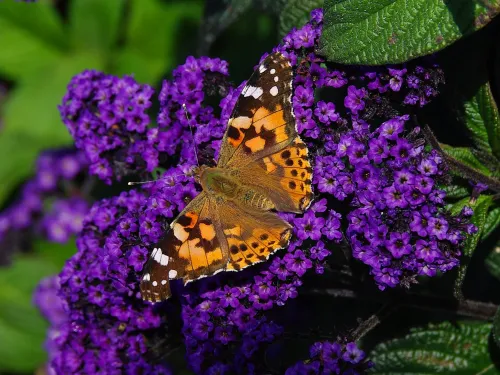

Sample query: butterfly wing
[217,52,313,212]
[217,52,296,168]
[140,193,228,302]
[240,136,313,212]
[215,201,292,271]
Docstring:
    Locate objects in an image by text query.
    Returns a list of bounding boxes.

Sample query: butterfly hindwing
[215,201,292,271]
[238,136,313,213]
[217,53,296,168]
[140,193,228,302]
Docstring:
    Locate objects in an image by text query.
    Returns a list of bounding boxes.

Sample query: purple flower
[428,217,449,240]
[379,116,408,140]
[344,85,366,113]
[387,232,412,258]
[343,342,366,364]
[295,211,325,240]
[314,101,338,123]
[284,250,313,277]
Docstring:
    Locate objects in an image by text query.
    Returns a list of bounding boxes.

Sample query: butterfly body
[140,53,314,302]
[197,165,275,211]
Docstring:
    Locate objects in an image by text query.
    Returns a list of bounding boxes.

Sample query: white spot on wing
[270,86,279,96]
[150,248,159,259]
[160,254,169,266]
[153,247,162,263]
[259,64,267,73]
[169,270,178,279]
[142,273,150,281]
[161,280,167,285]
[152,281,158,286]
[274,76,279,82]
[152,247,169,266]
[270,68,276,74]
[243,86,263,99]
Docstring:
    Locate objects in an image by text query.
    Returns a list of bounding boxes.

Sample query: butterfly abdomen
[239,189,274,211]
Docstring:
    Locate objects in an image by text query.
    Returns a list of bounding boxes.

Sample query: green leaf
[320,0,500,65]
[0,0,66,80]
[115,0,203,84]
[279,0,323,37]
[0,52,104,206]
[483,206,500,240]
[494,307,500,351]
[450,195,493,299]
[464,83,500,160]
[486,244,500,281]
[441,184,470,200]
[68,0,125,58]
[370,321,499,374]
[442,145,492,176]
[0,255,58,372]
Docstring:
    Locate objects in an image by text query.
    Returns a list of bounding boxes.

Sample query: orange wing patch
[257,136,313,211]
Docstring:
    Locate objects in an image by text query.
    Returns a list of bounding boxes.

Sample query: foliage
[370,321,499,374]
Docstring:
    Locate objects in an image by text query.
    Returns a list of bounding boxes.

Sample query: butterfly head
[192,165,209,185]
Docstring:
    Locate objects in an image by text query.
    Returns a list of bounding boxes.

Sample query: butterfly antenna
[128,179,157,186]
[182,103,200,168]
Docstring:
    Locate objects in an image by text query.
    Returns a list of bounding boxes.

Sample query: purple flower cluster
[271,8,469,290]
[156,56,229,166]
[59,71,155,183]
[344,138,476,289]
[33,276,67,375]
[286,341,372,375]
[51,190,172,374]
[0,150,89,255]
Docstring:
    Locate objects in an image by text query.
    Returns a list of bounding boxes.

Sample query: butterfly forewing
[217,54,296,168]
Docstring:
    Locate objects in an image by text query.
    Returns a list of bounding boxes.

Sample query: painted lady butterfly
[140,53,313,302]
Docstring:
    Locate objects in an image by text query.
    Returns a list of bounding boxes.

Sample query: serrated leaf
[0,0,66,80]
[0,255,58,372]
[442,184,470,200]
[483,206,500,240]
[464,83,500,161]
[442,144,492,176]
[68,0,125,58]
[370,321,499,374]
[486,244,500,281]
[320,0,500,65]
[279,0,323,37]
[450,195,493,299]
[0,53,104,206]
[115,0,203,84]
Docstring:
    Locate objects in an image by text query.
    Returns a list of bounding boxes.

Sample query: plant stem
[348,303,394,342]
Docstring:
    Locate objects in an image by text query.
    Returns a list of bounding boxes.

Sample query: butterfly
[140,52,313,302]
